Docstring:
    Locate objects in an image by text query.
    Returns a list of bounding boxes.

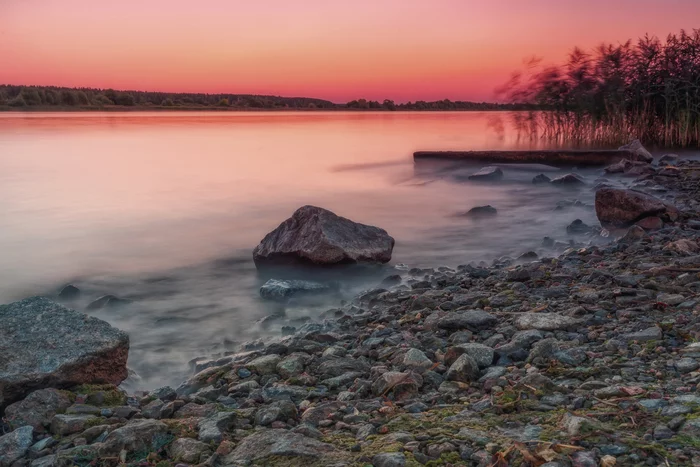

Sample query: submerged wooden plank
[413,150,634,167]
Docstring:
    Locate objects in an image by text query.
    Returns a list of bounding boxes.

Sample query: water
[0,111,603,389]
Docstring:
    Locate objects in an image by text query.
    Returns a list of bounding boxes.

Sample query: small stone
[468,166,503,181]
[372,452,406,467]
[463,205,497,217]
[402,348,433,370]
[445,354,480,383]
[0,426,34,466]
[246,354,282,375]
[675,358,699,373]
[623,326,662,342]
[653,424,674,440]
[58,285,81,300]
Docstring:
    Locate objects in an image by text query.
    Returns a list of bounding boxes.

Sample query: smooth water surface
[0,111,602,388]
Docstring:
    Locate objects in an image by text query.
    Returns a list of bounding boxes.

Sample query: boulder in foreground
[595,188,678,228]
[0,297,129,409]
[253,206,395,267]
[223,429,335,463]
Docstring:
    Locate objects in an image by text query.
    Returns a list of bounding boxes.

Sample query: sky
[1,0,699,103]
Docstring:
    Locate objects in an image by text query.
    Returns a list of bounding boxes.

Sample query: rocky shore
[2,151,700,467]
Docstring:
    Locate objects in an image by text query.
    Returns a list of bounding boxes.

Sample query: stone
[445,354,480,383]
[635,216,663,230]
[255,400,298,426]
[657,293,685,306]
[149,386,177,402]
[252,205,395,267]
[402,348,433,370]
[50,414,97,436]
[259,279,335,301]
[317,357,370,378]
[198,411,237,443]
[300,401,343,426]
[169,438,211,464]
[0,426,33,467]
[0,297,129,409]
[595,188,676,228]
[622,326,662,342]
[223,429,335,463]
[142,399,165,419]
[659,153,679,166]
[57,285,81,300]
[551,173,585,185]
[437,310,497,331]
[463,205,497,217]
[675,358,699,373]
[664,239,699,255]
[566,219,591,235]
[468,166,503,181]
[532,174,551,184]
[619,139,653,163]
[246,354,282,375]
[515,313,581,331]
[4,388,72,432]
[653,424,674,440]
[373,452,407,467]
[86,295,132,310]
[99,419,169,456]
[371,371,423,400]
[276,353,308,379]
[446,343,494,368]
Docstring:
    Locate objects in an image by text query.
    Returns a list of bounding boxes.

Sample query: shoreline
[2,157,700,466]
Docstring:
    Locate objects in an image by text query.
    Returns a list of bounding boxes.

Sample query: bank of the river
[2,153,700,467]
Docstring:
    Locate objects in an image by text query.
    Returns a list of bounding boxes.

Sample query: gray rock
[372,372,422,400]
[0,426,34,467]
[551,173,585,185]
[50,414,97,436]
[373,452,407,467]
[259,279,334,301]
[223,429,335,463]
[169,438,211,464]
[86,295,132,310]
[532,174,551,184]
[149,386,177,402]
[675,358,699,373]
[4,388,72,432]
[253,205,395,267]
[317,357,370,378]
[57,285,81,300]
[300,401,343,426]
[246,354,282,375]
[255,400,298,426]
[198,411,236,443]
[437,310,497,331]
[658,293,685,306]
[99,419,169,456]
[402,348,433,370]
[659,154,679,166]
[619,139,653,163]
[141,399,165,419]
[0,297,129,409]
[515,313,581,331]
[276,353,308,379]
[451,343,494,368]
[463,205,497,217]
[622,326,662,342]
[445,354,480,383]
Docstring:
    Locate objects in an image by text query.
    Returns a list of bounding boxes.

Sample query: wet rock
[86,294,133,310]
[551,173,585,185]
[149,386,177,402]
[57,284,80,300]
[300,401,343,426]
[252,205,395,267]
[468,166,503,181]
[276,353,308,379]
[567,219,591,235]
[675,358,699,373]
[317,357,370,378]
[619,139,653,163]
[259,279,335,301]
[0,426,33,467]
[595,188,676,228]
[4,389,72,432]
[532,174,551,184]
[659,154,679,166]
[436,310,497,331]
[0,297,129,409]
[635,216,664,230]
[463,205,497,217]
[223,429,335,463]
[571,450,598,467]
[246,354,282,375]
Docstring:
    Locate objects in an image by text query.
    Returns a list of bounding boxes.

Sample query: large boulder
[253,206,395,267]
[0,297,129,409]
[619,139,654,163]
[595,188,678,228]
[223,429,335,464]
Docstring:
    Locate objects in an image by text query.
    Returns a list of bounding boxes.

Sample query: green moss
[425,451,463,466]
[70,384,127,406]
[675,434,700,449]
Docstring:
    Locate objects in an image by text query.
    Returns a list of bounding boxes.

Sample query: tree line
[0,85,527,112]
[499,28,700,147]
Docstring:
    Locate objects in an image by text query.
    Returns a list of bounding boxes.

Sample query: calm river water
[0,111,606,388]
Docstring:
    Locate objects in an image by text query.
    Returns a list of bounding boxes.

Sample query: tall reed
[498,29,700,148]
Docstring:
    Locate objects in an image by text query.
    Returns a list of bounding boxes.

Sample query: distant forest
[0,85,527,111]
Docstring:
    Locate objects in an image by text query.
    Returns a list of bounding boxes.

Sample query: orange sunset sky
[1,0,699,103]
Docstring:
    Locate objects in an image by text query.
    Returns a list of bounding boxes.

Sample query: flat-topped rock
[595,188,678,228]
[0,297,129,409]
[253,205,395,267]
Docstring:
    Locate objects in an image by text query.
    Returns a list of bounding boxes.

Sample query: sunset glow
[2,0,699,102]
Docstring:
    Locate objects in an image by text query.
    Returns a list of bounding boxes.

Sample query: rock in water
[259,279,335,301]
[0,297,129,409]
[532,174,551,184]
[57,285,80,300]
[463,205,497,217]
[252,206,395,267]
[551,173,585,185]
[567,219,591,235]
[619,139,654,163]
[659,154,679,166]
[468,166,503,181]
[595,188,678,228]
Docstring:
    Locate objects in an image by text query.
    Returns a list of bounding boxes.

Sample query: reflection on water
[0,111,605,388]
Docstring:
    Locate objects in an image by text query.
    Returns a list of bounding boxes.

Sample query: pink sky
[1,0,699,102]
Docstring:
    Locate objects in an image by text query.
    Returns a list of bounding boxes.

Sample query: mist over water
[1,111,605,388]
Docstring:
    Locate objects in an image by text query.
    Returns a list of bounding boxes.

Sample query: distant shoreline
[0,105,522,113]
